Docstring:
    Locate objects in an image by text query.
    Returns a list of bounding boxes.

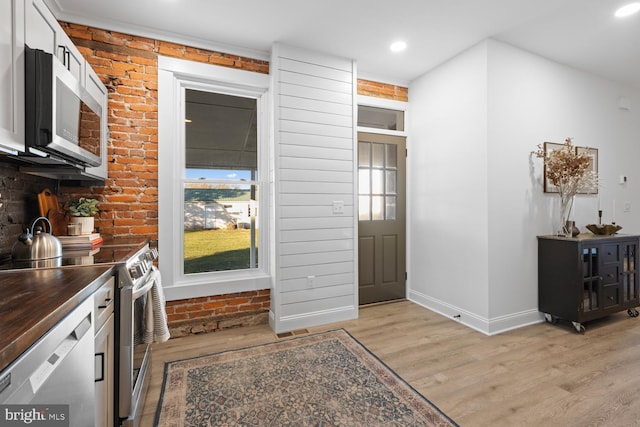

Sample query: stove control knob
[146,249,159,261]
[129,262,145,280]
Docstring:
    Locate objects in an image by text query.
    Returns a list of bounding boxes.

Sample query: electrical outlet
[624,201,631,213]
[332,201,344,214]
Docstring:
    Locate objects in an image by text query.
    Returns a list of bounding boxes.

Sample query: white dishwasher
[0,296,95,426]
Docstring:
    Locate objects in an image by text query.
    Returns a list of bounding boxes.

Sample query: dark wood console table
[538,233,640,332]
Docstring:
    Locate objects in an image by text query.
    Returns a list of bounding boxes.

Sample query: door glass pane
[359,169,370,194]
[358,142,370,167]
[359,196,370,221]
[371,169,384,194]
[372,196,384,220]
[386,170,397,194]
[386,144,397,168]
[372,143,385,168]
[385,196,396,220]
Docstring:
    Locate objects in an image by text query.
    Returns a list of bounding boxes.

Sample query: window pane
[359,196,371,221]
[185,89,257,172]
[183,180,258,273]
[358,105,405,131]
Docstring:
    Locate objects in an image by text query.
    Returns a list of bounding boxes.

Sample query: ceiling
[48,0,640,87]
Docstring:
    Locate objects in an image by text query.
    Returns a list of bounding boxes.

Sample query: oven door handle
[132,276,155,300]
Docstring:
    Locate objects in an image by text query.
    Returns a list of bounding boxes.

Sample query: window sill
[162,271,271,301]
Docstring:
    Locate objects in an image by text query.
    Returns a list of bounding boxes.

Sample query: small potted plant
[67,198,100,235]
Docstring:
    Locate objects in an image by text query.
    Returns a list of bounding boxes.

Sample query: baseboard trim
[270,305,358,334]
[408,290,544,336]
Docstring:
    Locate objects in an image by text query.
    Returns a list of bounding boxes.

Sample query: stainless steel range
[114,240,159,427]
[0,237,161,427]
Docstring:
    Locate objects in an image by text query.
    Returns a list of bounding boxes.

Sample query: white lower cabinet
[94,277,115,427]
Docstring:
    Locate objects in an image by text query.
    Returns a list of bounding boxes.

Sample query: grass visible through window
[184,229,255,274]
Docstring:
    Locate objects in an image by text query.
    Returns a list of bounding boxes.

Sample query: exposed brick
[239,303,262,312]
[167,313,189,322]
[187,309,215,319]
[357,78,408,102]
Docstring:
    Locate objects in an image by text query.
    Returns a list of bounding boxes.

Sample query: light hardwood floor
[140,300,640,426]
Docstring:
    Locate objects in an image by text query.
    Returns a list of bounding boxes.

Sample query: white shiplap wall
[270,44,358,333]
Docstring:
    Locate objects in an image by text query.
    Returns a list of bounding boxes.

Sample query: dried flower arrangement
[533,137,598,235]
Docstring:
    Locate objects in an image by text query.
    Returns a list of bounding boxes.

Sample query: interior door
[358,132,406,304]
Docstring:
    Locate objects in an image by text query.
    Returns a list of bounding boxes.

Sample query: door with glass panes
[358,132,406,304]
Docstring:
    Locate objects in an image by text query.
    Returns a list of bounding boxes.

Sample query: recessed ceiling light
[615,2,640,17]
[390,41,407,52]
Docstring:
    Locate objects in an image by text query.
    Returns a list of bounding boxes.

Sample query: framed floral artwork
[576,146,598,194]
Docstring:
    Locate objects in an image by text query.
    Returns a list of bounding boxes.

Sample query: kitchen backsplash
[0,159,57,256]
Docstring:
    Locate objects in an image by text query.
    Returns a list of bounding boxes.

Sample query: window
[183,90,259,274]
[158,57,270,299]
[357,105,404,131]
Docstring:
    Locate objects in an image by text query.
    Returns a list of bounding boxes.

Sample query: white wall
[270,44,358,333]
[407,42,490,323]
[409,38,640,334]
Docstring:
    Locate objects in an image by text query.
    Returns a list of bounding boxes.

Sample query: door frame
[356,95,409,304]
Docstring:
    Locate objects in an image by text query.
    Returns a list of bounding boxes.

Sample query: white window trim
[158,56,271,301]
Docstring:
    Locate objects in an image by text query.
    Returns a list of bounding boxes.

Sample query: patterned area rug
[155,329,457,426]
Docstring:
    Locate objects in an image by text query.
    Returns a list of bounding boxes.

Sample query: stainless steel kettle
[11,216,63,261]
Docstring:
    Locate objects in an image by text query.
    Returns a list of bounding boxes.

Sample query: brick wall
[0,163,57,255]
[165,290,270,336]
[60,22,407,336]
[358,78,408,102]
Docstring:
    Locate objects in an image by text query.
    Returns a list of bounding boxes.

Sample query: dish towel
[143,266,171,344]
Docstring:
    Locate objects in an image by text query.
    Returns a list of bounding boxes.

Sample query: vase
[565,220,580,237]
[69,216,95,235]
[558,194,575,237]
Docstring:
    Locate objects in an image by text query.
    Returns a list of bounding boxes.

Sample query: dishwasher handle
[29,314,92,394]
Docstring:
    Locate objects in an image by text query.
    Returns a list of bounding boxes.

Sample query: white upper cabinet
[25,0,84,82]
[84,65,109,180]
[0,0,25,154]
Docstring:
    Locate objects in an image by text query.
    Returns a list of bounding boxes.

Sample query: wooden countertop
[0,266,114,373]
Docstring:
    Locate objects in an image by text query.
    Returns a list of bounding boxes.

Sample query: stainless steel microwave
[24,45,102,168]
